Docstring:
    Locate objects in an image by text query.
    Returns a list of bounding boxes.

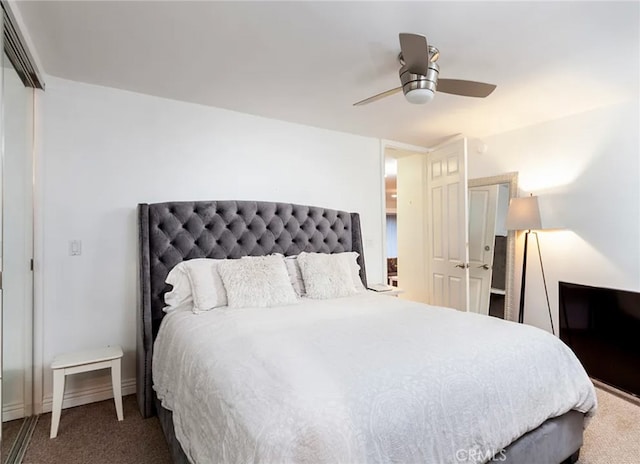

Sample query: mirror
[468,173,518,320]
[2,47,36,463]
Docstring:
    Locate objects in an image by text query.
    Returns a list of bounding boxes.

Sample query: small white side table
[50,345,124,438]
[368,285,405,297]
[379,287,405,297]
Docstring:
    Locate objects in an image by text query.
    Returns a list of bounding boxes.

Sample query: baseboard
[2,401,26,422]
[592,378,640,407]
[41,377,136,413]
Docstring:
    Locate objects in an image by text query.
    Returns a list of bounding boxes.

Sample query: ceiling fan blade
[399,33,429,75]
[436,79,496,98]
[353,87,402,106]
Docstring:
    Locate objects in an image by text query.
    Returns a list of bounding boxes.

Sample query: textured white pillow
[182,259,228,313]
[218,255,299,308]
[297,252,359,299]
[284,255,306,296]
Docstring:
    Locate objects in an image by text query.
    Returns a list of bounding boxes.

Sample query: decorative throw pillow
[284,255,306,297]
[183,259,228,313]
[297,252,359,299]
[218,255,299,308]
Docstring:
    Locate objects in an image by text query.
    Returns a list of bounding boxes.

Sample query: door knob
[478,264,490,270]
[455,263,469,269]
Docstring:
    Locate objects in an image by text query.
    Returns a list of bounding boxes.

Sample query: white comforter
[153,292,597,464]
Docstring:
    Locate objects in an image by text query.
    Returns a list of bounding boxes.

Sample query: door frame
[467,183,500,314]
[468,172,518,321]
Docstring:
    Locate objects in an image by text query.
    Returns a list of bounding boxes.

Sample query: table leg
[50,369,66,438]
[111,359,124,421]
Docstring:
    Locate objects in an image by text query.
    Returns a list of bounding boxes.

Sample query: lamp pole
[518,230,530,324]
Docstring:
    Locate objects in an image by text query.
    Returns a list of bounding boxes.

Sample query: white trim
[379,140,387,282]
[32,89,45,414]
[380,139,429,154]
[2,400,25,422]
[427,133,465,151]
[41,377,136,413]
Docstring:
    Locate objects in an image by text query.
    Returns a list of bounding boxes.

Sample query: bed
[137,200,596,464]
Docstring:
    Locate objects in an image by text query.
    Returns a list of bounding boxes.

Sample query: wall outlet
[69,240,82,256]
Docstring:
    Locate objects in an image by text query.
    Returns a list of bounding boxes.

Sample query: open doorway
[382,144,429,297]
[383,138,469,307]
[384,157,398,287]
[468,172,518,320]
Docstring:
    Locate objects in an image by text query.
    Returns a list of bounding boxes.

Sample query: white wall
[37,78,638,409]
[37,76,384,410]
[467,100,640,332]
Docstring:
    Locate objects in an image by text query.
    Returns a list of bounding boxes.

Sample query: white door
[468,185,499,314]
[426,139,469,311]
[396,153,429,303]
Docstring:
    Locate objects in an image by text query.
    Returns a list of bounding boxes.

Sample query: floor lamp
[505,195,555,335]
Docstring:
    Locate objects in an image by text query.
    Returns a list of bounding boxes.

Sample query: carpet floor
[2,418,25,464]
[22,395,171,464]
[17,387,640,463]
[579,387,640,464]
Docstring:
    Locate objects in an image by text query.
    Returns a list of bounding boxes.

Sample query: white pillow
[284,255,306,296]
[218,255,299,308]
[297,252,359,299]
[163,264,193,312]
[183,259,228,313]
[338,251,365,291]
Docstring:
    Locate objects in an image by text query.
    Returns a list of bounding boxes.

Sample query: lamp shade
[505,196,542,231]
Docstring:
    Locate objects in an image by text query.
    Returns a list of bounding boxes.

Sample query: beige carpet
[18,388,640,463]
[579,387,640,464]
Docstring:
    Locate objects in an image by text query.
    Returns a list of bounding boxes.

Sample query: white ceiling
[17,1,640,147]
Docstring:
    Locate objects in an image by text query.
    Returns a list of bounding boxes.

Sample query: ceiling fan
[354,33,496,106]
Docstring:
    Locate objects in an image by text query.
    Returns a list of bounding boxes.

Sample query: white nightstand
[379,288,404,297]
[50,345,124,438]
[368,285,405,297]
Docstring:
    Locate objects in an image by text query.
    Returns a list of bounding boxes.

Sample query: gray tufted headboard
[137,200,367,418]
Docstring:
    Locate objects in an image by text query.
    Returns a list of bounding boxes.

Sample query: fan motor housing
[399,61,439,97]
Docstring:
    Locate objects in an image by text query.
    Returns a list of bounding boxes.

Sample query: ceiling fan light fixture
[352,33,497,107]
[405,88,435,104]
[399,60,439,105]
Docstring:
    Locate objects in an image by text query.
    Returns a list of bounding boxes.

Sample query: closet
[1,5,44,463]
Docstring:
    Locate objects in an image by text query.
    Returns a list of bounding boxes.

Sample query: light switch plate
[69,240,82,256]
